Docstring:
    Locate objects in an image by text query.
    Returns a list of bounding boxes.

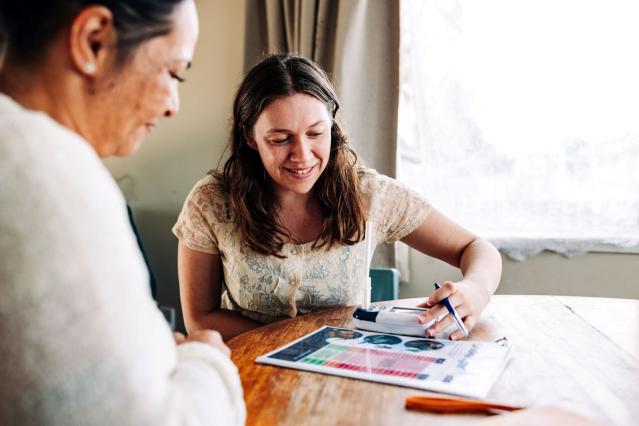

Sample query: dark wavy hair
[0,0,185,66]
[217,53,366,257]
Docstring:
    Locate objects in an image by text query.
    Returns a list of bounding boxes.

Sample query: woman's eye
[268,137,289,145]
[170,72,186,83]
[308,132,324,138]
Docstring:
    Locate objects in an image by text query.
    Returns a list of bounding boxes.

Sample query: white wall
[401,247,639,300]
[103,0,246,330]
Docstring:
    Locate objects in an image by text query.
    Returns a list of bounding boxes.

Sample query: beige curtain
[245,0,405,273]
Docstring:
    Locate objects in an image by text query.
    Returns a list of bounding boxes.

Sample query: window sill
[486,236,639,261]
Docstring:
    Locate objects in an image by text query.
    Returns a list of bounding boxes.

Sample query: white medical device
[352,305,436,337]
[353,221,436,337]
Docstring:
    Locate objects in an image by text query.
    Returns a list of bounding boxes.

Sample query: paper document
[256,326,510,399]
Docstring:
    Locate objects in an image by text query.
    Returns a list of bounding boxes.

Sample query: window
[399,0,639,260]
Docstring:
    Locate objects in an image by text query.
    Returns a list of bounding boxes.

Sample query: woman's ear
[68,6,115,77]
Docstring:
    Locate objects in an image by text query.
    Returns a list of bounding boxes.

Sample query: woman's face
[251,93,332,200]
[91,0,199,157]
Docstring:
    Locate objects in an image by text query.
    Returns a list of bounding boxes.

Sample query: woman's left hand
[415,280,491,340]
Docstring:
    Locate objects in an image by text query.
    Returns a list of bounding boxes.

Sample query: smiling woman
[0,1,244,425]
[173,54,503,344]
[251,93,332,199]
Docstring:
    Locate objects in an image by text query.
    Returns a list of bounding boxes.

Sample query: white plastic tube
[362,221,373,309]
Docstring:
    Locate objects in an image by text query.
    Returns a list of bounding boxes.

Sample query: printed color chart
[257,326,511,398]
[302,344,442,379]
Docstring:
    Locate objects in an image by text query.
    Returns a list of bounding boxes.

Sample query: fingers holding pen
[417,281,457,324]
[424,312,453,337]
[417,279,491,339]
[417,304,447,325]
[417,281,474,339]
[431,281,456,303]
[448,315,476,341]
[425,303,469,338]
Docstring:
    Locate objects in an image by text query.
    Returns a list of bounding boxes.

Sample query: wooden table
[227,295,639,425]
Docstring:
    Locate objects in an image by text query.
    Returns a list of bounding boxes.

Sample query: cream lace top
[173,169,431,323]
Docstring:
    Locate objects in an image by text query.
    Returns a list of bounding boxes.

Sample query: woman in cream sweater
[0,1,244,424]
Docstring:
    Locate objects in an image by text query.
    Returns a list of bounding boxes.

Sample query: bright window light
[399,0,639,259]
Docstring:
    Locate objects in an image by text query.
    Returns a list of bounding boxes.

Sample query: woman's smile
[283,164,317,178]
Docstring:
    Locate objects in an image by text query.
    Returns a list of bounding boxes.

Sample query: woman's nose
[164,85,180,118]
[290,138,312,161]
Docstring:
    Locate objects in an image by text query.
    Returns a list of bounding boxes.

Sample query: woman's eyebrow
[265,120,327,134]
[305,120,328,129]
[265,127,291,134]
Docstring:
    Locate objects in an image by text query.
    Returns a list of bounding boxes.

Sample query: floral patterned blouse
[172,168,431,324]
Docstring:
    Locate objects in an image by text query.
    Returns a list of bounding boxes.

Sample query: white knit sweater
[0,94,245,425]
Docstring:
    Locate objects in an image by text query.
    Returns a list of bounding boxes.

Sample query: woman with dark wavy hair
[174,53,502,342]
[0,1,244,424]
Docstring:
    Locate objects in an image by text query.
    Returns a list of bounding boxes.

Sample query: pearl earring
[83,62,96,74]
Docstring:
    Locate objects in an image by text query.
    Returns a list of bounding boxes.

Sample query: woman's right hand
[173,329,231,357]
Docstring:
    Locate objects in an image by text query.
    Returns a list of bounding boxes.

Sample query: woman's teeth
[287,166,313,175]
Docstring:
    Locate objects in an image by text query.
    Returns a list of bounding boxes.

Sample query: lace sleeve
[172,178,221,254]
[362,170,432,243]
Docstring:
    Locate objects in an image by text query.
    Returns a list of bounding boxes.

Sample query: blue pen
[434,282,469,338]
